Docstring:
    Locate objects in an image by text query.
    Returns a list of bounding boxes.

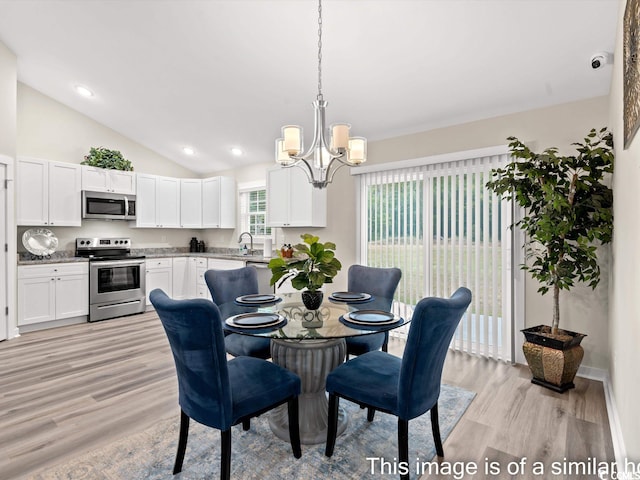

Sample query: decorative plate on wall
[22,228,58,257]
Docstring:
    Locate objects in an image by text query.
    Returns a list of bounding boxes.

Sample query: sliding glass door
[358,150,515,361]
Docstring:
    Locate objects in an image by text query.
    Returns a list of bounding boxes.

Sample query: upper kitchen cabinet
[17,157,82,226]
[180,178,203,228]
[135,173,180,228]
[202,176,236,228]
[81,165,136,195]
[267,167,326,227]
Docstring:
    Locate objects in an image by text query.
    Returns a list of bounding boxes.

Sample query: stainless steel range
[76,237,146,322]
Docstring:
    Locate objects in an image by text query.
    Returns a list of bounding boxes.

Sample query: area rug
[33,385,474,480]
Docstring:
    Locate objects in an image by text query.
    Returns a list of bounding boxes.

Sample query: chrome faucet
[238,231,253,255]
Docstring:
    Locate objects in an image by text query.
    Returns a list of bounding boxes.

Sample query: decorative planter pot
[521,325,586,393]
[301,290,323,310]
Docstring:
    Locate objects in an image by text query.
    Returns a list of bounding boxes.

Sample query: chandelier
[275,0,367,189]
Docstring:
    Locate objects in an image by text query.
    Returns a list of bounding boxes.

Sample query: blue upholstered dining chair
[345,265,402,359]
[325,287,472,480]
[204,266,272,359]
[150,289,302,480]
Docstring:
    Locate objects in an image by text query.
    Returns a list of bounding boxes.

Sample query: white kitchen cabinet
[18,263,89,326]
[204,258,245,302]
[135,174,180,228]
[180,179,203,228]
[145,258,173,308]
[202,176,236,228]
[207,259,245,270]
[81,166,136,194]
[172,257,189,300]
[17,158,82,226]
[266,167,326,227]
[190,257,209,299]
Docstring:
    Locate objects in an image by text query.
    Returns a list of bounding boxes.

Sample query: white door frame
[0,154,17,340]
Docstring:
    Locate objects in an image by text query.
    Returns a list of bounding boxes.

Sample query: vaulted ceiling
[0,0,619,174]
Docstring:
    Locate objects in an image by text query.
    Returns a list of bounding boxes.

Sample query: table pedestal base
[269,338,348,445]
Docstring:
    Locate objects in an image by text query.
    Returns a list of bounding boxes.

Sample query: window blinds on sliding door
[358,151,513,361]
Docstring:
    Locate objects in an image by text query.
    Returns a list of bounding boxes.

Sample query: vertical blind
[357,151,513,361]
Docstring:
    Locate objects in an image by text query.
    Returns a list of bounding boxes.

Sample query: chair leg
[325,393,339,457]
[173,410,190,474]
[430,403,444,457]
[242,419,250,431]
[398,418,409,480]
[220,429,231,480]
[367,407,376,422]
[382,332,389,352]
[287,396,302,459]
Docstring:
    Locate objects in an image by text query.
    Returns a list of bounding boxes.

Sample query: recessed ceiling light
[183,146,195,155]
[75,85,94,97]
[231,148,243,156]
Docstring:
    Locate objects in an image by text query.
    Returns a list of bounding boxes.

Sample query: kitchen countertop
[17,250,274,266]
[144,252,272,263]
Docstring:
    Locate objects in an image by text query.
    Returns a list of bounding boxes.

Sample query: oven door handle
[90,260,145,268]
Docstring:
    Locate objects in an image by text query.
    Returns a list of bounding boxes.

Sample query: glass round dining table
[219,292,409,445]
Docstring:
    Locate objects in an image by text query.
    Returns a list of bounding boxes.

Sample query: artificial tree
[486,128,614,334]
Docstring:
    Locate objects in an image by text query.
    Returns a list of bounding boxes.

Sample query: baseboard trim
[577,364,607,381]
[603,373,627,471]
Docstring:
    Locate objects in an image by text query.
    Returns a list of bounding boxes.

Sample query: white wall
[16,83,202,251]
[608,0,640,462]
[0,43,16,158]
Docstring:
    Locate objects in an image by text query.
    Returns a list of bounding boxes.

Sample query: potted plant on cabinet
[268,233,342,310]
[485,127,614,392]
[82,147,134,171]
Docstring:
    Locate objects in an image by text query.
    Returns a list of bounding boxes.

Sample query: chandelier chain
[317,0,323,98]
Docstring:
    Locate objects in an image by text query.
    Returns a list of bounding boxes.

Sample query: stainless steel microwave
[82,191,136,220]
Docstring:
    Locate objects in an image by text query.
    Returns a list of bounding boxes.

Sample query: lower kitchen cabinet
[204,258,245,300]
[172,257,190,300]
[190,257,246,301]
[145,258,173,309]
[150,256,258,305]
[18,263,89,326]
[191,257,209,299]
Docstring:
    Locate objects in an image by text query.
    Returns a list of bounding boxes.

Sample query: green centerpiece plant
[268,233,342,310]
[485,127,614,392]
[82,147,134,171]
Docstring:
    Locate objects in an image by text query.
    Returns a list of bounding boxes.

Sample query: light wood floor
[0,312,614,479]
